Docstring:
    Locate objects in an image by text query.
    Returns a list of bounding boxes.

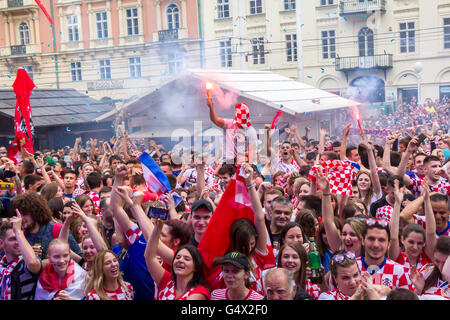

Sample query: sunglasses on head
[331,251,356,265]
[365,218,389,228]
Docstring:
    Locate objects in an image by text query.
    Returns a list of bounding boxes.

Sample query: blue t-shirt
[322,249,333,274]
[121,233,155,300]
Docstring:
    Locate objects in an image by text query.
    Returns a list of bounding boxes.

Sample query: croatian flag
[138,151,182,207]
[271,109,283,130]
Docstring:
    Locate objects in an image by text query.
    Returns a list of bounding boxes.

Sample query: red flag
[271,109,283,130]
[8,68,35,164]
[35,0,54,25]
[197,166,255,286]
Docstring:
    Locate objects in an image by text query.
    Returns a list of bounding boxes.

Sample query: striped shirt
[210,288,264,300]
[8,259,41,300]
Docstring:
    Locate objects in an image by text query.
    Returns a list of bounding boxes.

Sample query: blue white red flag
[138,151,182,207]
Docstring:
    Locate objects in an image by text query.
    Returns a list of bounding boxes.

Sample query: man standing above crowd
[206,98,257,165]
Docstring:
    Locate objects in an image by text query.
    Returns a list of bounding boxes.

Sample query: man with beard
[11,192,82,261]
[356,218,413,291]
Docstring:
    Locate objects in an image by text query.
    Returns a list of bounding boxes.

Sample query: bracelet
[246,182,256,189]
[322,193,331,196]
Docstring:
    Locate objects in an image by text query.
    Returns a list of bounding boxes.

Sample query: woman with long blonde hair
[85,250,134,300]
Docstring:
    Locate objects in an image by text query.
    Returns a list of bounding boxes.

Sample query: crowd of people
[0,95,449,301]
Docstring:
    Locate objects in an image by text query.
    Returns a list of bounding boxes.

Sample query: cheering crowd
[0,95,449,301]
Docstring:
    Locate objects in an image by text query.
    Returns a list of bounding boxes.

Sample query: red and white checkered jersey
[210,288,264,300]
[413,215,450,238]
[156,270,210,300]
[125,224,142,246]
[418,263,450,299]
[375,205,393,222]
[86,282,134,300]
[407,176,450,198]
[309,160,360,196]
[272,157,300,174]
[318,289,350,300]
[356,257,413,290]
[394,251,432,271]
[305,279,321,300]
[72,188,86,198]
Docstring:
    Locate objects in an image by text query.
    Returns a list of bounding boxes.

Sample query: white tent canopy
[96,69,359,139]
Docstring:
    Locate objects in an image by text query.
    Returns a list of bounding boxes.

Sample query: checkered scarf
[0,256,22,300]
[309,160,360,195]
[233,103,252,128]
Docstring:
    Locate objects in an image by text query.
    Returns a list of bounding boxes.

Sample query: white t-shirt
[222,118,257,164]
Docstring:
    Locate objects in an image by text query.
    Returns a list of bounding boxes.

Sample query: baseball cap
[191,199,214,213]
[218,251,249,270]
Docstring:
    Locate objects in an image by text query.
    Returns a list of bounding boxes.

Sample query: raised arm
[144,219,166,286]
[71,202,108,252]
[243,163,268,254]
[360,134,382,197]
[388,179,403,261]
[317,168,342,252]
[110,164,134,233]
[382,135,397,176]
[340,124,351,161]
[206,98,225,128]
[422,178,437,260]
[396,136,418,186]
[400,195,424,225]
[12,209,41,274]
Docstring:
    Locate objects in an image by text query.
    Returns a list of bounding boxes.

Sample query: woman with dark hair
[411,236,450,299]
[317,217,342,274]
[75,194,96,216]
[47,197,64,221]
[40,182,62,203]
[145,220,210,300]
[277,242,317,299]
[279,222,307,249]
[210,251,263,300]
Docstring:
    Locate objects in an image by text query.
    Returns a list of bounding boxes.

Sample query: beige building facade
[200,0,450,104]
[0,0,202,103]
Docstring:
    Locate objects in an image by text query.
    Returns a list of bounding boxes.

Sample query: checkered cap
[233,103,252,128]
[309,160,360,195]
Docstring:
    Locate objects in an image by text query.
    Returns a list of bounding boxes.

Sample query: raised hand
[11,209,23,233]
[316,168,330,194]
[393,179,404,204]
[115,186,134,206]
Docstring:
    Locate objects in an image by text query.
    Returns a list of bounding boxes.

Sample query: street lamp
[413,61,423,105]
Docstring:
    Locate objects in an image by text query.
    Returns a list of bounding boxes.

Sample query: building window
[167,4,180,30]
[217,0,230,19]
[67,15,79,42]
[220,40,232,67]
[96,12,108,39]
[19,22,30,45]
[129,57,141,78]
[286,34,297,62]
[251,37,265,64]
[444,18,450,49]
[399,22,415,53]
[23,66,33,79]
[284,0,295,10]
[71,61,82,81]
[249,0,263,15]
[321,30,336,59]
[358,27,374,56]
[99,59,111,80]
[126,8,139,36]
[320,0,334,5]
[168,52,184,74]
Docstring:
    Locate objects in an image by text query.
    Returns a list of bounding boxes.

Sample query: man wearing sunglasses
[356,218,414,291]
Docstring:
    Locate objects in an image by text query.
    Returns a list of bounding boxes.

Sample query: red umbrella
[8,68,36,164]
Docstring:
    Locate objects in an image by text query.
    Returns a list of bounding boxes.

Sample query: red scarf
[39,260,75,292]
[0,256,22,300]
